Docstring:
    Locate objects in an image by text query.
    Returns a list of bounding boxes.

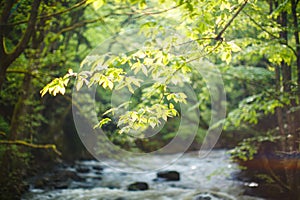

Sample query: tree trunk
[9,72,32,140]
[0,61,9,90]
[0,0,41,90]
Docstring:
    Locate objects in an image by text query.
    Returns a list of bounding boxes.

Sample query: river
[22,150,265,200]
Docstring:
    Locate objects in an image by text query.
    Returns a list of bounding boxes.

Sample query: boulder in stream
[193,194,212,200]
[155,170,180,181]
[76,166,90,173]
[54,181,69,189]
[127,182,149,191]
[92,165,104,171]
[55,170,84,182]
[34,170,84,189]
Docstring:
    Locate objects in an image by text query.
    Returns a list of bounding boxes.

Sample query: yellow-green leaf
[93,0,105,10]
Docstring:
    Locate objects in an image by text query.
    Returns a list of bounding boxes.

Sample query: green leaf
[76,78,84,91]
[94,118,111,129]
[108,80,114,90]
[221,52,232,64]
[228,41,241,52]
[138,0,147,9]
[93,0,105,10]
[141,65,148,76]
[131,112,139,122]
[40,86,49,97]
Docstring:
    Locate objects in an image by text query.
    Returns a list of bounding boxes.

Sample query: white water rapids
[22,150,265,200]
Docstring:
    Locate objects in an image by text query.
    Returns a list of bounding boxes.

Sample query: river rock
[57,170,83,182]
[76,166,90,173]
[156,170,180,181]
[54,181,69,189]
[194,194,212,200]
[95,171,103,175]
[34,170,84,189]
[34,177,50,189]
[92,165,104,171]
[127,182,149,191]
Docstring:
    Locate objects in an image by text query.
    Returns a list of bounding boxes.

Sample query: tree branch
[8,0,40,57]
[186,41,223,63]
[0,140,62,156]
[215,0,248,41]
[7,69,36,74]
[0,0,40,89]
[132,4,184,19]
[56,17,103,35]
[242,10,297,57]
[1,0,87,27]
[0,0,16,56]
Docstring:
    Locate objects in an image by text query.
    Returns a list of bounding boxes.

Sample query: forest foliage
[0,0,300,199]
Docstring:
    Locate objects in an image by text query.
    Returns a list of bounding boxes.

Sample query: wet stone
[54,182,69,189]
[127,182,149,191]
[194,193,213,200]
[95,171,103,175]
[92,165,104,171]
[76,166,90,173]
[156,170,180,181]
[34,177,50,189]
[114,198,126,200]
[56,170,84,182]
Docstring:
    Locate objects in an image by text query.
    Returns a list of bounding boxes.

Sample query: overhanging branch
[215,0,249,41]
[0,1,16,56]
[9,0,40,56]
[243,10,297,57]
[56,17,103,35]
[1,0,87,27]
[0,139,62,156]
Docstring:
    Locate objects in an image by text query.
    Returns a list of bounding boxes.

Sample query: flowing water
[22,150,265,200]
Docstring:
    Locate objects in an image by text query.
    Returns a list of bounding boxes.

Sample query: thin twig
[215,0,249,41]
[242,11,297,57]
[56,17,103,35]
[1,0,87,27]
[186,41,223,64]
[168,0,249,62]
[132,4,184,19]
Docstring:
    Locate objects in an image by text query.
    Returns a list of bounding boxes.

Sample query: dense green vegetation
[0,0,300,199]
